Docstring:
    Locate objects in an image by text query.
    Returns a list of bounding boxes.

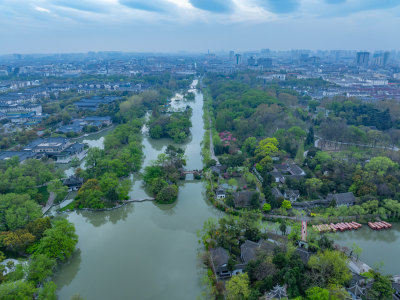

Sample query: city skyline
[1,0,400,54]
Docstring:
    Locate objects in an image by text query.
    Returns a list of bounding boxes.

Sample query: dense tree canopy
[35,219,78,261]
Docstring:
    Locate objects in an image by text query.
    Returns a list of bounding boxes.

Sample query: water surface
[54,81,221,300]
[335,223,400,275]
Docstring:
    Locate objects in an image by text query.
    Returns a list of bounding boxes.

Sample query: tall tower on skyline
[235,53,242,65]
[356,51,370,65]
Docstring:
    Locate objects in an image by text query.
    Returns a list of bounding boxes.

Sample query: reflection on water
[54,81,222,300]
[52,249,82,290]
[335,223,400,274]
[74,204,135,228]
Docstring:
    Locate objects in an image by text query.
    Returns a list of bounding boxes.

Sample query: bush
[156,185,178,204]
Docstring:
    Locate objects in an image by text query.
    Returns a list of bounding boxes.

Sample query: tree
[228,178,238,188]
[99,173,120,202]
[305,286,329,300]
[85,147,104,169]
[1,229,36,254]
[38,281,57,300]
[308,100,320,112]
[148,178,168,195]
[262,203,271,212]
[250,193,260,209]
[256,156,273,173]
[242,137,257,156]
[70,157,80,168]
[225,273,251,300]
[75,179,104,209]
[5,263,25,282]
[305,178,323,198]
[383,199,400,219]
[279,219,287,235]
[26,217,52,240]
[317,235,333,251]
[361,200,379,214]
[47,179,68,201]
[368,270,394,300]
[0,280,36,300]
[0,193,42,231]
[365,156,398,176]
[314,151,331,165]
[351,242,362,261]
[35,219,78,261]
[255,137,279,158]
[156,185,178,203]
[308,250,351,287]
[27,254,56,284]
[305,127,314,147]
[281,200,292,210]
[149,125,163,139]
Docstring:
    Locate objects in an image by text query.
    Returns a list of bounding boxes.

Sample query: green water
[53,82,221,300]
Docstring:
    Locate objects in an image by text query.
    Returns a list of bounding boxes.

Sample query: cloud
[49,0,107,13]
[257,0,300,14]
[34,6,51,13]
[118,0,167,12]
[189,0,233,13]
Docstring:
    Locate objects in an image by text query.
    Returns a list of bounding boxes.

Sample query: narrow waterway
[59,126,115,178]
[53,81,221,300]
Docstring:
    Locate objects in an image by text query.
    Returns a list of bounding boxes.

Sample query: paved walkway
[42,192,55,215]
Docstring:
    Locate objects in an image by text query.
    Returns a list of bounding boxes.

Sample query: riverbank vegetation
[143,145,186,204]
[71,106,145,209]
[149,107,192,143]
[0,213,78,299]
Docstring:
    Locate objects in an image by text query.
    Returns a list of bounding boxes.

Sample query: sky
[0,0,399,54]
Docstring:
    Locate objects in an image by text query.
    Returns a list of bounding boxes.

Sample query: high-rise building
[258,58,272,68]
[384,52,390,65]
[229,50,235,61]
[247,56,257,66]
[356,52,370,65]
[235,54,242,65]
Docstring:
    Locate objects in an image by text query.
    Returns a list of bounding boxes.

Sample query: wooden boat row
[312,222,362,233]
[368,221,392,230]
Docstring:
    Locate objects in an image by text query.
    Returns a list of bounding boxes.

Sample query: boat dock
[312,222,362,233]
[313,221,393,233]
[368,221,392,230]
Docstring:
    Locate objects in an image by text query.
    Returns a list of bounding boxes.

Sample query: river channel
[52,81,400,299]
[53,81,221,300]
